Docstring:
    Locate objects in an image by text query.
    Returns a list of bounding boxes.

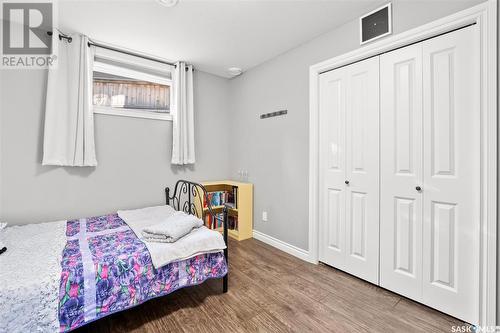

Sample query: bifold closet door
[380,43,423,301]
[380,25,480,324]
[421,25,480,324]
[319,57,379,284]
[319,65,347,269]
[344,57,379,284]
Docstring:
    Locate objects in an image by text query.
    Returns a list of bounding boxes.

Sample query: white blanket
[141,212,203,243]
[0,220,67,333]
[118,205,226,269]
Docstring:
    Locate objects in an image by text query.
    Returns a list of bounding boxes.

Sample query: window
[92,48,174,121]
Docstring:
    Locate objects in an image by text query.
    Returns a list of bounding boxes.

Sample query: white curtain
[171,61,195,165]
[42,34,97,166]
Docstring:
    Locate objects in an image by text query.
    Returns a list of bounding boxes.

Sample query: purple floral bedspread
[58,213,227,332]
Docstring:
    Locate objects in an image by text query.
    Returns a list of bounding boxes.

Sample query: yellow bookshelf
[201,180,253,241]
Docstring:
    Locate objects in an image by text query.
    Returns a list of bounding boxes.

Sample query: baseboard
[252,230,314,263]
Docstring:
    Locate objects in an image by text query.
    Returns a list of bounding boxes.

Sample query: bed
[0,180,229,332]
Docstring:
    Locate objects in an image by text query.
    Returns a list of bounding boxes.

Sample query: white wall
[0,69,230,224]
[497,0,499,324]
[228,0,486,251]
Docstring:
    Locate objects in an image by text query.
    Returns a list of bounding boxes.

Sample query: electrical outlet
[262,211,268,222]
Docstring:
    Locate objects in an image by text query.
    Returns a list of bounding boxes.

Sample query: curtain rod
[47,31,72,43]
[47,31,190,70]
[87,40,178,67]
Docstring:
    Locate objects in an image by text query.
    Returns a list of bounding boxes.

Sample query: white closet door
[422,25,480,324]
[344,57,380,284]
[318,66,347,269]
[380,43,423,300]
[318,57,379,283]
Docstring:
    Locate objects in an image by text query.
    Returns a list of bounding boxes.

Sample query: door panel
[430,201,456,290]
[344,57,380,284]
[393,197,416,275]
[422,25,480,324]
[429,49,456,176]
[319,67,347,269]
[349,191,367,259]
[380,43,423,300]
[327,188,343,251]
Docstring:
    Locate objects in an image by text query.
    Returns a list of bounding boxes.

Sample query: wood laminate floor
[75,238,467,333]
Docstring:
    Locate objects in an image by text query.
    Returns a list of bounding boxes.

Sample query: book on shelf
[232,186,237,209]
[204,188,237,209]
[203,212,238,231]
[227,215,238,230]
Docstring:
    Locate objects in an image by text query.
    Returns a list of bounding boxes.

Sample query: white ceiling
[59,0,384,78]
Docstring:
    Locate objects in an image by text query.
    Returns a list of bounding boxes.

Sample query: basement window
[92,48,173,121]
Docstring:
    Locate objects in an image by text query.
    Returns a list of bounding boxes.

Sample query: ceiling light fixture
[227,67,243,77]
[157,0,179,7]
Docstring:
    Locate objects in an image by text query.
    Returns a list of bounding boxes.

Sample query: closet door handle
[345,180,350,185]
[416,186,422,192]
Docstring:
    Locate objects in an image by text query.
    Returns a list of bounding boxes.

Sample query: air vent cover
[360,3,392,45]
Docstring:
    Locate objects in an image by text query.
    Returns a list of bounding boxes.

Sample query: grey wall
[0,69,230,224]
[228,0,486,251]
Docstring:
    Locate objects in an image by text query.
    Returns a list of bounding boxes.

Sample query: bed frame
[165,180,228,293]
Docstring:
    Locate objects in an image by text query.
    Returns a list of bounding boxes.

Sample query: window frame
[92,59,174,121]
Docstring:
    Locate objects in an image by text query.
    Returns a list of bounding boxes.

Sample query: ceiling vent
[360,3,392,45]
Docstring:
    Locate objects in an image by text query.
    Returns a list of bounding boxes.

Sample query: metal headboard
[164,179,228,293]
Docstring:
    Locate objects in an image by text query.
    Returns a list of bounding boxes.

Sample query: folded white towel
[118,206,226,269]
[141,212,203,243]
[118,205,177,229]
